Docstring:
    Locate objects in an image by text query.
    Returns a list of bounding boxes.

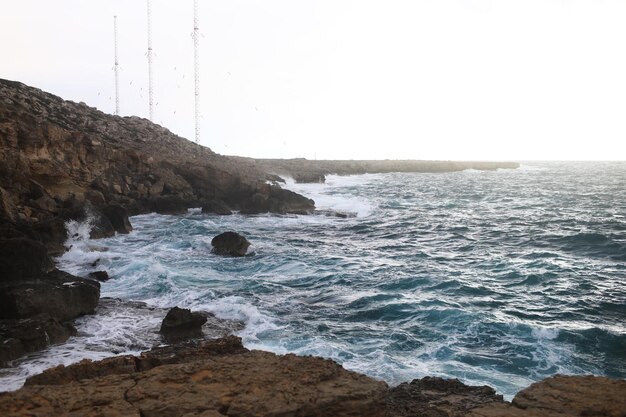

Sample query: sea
[1,161,625,398]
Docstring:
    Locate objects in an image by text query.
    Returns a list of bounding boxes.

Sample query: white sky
[2,0,625,160]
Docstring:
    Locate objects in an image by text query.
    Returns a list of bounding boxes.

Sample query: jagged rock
[471,375,626,417]
[0,314,76,367]
[386,376,505,416]
[201,199,232,215]
[0,187,17,222]
[211,231,251,257]
[294,172,326,183]
[0,269,100,321]
[89,211,116,239]
[153,195,190,215]
[101,204,132,234]
[0,238,50,282]
[159,307,207,341]
[3,336,388,417]
[88,270,109,282]
[0,78,315,232]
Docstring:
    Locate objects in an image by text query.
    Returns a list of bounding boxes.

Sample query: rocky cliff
[0,78,314,251]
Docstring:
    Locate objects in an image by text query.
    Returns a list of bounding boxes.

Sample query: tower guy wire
[113,15,120,116]
[147,0,154,121]
[193,0,200,144]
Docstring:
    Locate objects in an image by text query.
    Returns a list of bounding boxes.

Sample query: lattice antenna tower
[113,15,120,115]
[193,0,201,144]
[147,0,154,121]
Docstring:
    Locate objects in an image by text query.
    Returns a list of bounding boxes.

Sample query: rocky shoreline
[1,78,624,415]
[1,333,625,416]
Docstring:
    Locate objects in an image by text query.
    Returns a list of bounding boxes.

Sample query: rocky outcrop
[2,336,388,417]
[471,375,626,417]
[0,233,99,366]
[211,231,251,257]
[386,376,505,416]
[159,307,208,342]
[0,78,315,238]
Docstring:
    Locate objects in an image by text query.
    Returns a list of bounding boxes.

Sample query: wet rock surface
[159,307,208,342]
[211,231,251,257]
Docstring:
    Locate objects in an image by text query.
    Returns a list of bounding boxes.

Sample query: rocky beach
[1,78,625,416]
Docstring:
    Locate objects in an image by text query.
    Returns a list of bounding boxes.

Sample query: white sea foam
[282,174,379,218]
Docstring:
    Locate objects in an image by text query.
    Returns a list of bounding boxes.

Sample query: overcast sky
[2,0,625,160]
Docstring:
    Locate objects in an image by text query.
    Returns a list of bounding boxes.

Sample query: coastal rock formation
[159,307,208,341]
[211,231,251,257]
[0,234,99,366]
[2,338,624,417]
[0,78,315,238]
[471,375,626,417]
[386,376,505,416]
[2,336,388,417]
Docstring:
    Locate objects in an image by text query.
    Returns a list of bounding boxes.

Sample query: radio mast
[193,0,200,144]
[146,0,154,121]
[113,15,120,115]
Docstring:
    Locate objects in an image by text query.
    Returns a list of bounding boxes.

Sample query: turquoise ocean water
[1,162,625,397]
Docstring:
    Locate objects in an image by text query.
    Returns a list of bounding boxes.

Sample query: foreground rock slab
[471,375,626,417]
[1,337,388,417]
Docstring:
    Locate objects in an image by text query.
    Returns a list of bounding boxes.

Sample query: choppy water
[1,162,625,397]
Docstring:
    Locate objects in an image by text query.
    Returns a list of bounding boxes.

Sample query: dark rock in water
[0,269,100,321]
[0,314,76,367]
[201,199,232,215]
[89,211,115,239]
[386,376,504,416]
[88,270,109,282]
[211,231,251,256]
[294,172,326,184]
[0,238,50,282]
[239,185,315,215]
[153,195,189,215]
[159,307,207,338]
[101,204,132,234]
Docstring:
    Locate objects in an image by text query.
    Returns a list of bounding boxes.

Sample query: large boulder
[211,231,250,257]
[101,204,132,234]
[0,269,100,321]
[159,306,207,341]
[152,195,189,215]
[0,238,50,282]
[201,199,232,215]
[0,314,76,367]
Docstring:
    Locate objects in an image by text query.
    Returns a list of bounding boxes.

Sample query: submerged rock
[0,314,76,367]
[211,231,251,257]
[0,269,100,321]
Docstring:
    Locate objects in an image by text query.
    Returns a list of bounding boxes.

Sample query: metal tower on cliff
[146,0,154,121]
[193,0,200,144]
[113,15,120,116]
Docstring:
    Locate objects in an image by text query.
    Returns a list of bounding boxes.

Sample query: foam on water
[1,162,625,398]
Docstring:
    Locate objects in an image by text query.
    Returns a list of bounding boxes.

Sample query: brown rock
[3,337,388,417]
[471,375,626,417]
